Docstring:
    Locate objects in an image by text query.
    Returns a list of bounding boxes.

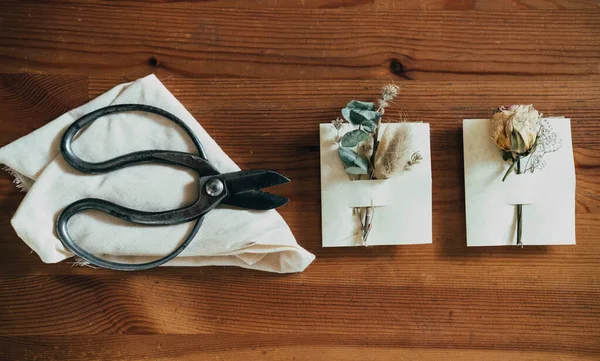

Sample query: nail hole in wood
[148,57,159,67]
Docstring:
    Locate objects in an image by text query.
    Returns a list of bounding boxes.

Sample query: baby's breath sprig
[404,151,423,171]
[331,117,344,143]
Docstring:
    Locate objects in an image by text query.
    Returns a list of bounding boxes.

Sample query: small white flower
[530,155,547,171]
[536,119,562,153]
[331,117,344,130]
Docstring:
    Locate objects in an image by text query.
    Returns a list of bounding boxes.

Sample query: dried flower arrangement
[331,84,422,245]
[490,104,562,246]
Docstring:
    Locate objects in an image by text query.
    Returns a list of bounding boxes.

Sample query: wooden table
[1,1,599,360]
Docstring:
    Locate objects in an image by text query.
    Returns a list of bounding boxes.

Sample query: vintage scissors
[56,104,290,271]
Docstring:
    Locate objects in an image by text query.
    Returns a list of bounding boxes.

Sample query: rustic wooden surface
[1,0,599,360]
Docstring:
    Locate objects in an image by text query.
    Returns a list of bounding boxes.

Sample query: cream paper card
[320,123,432,247]
[463,117,576,246]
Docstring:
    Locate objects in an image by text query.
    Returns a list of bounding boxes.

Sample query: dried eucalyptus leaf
[341,129,369,147]
[345,166,369,175]
[345,100,376,111]
[342,108,382,127]
[338,146,358,168]
[338,147,369,172]
[354,154,369,170]
[362,120,377,133]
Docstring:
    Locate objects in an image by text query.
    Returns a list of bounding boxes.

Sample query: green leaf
[355,154,369,170]
[523,136,539,157]
[338,147,358,167]
[510,130,526,154]
[341,129,369,147]
[341,108,382,126]
[345,166,368,175]
[338,147,369,173]
[362,120,377,133]
[345,100,376,111]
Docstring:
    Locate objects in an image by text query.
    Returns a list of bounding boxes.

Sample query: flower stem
[361,104,385,244]
[362,205,374,245]
[369,105,385,179]
[516,158,523,247]
[502,160,517,182]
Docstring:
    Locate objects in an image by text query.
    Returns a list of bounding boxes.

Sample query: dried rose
[490,104,540,156]
[491,105,543,247]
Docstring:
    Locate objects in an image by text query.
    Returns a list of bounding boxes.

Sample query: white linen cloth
[0,74,315,273]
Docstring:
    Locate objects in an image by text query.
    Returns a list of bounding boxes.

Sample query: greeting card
[320,85,432,247]
[463,105,575,247]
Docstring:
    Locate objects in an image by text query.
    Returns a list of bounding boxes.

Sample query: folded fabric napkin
[0,74,315,273]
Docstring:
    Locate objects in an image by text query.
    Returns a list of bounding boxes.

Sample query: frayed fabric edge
[2,165,33,192]
[69,257,100,269]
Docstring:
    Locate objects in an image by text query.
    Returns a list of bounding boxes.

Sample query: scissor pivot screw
[205,178,224,197]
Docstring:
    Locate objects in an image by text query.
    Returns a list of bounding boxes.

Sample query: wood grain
[41,0,600,10]
[1,336,599,361]
[0,74,89,145]
[1,74,599,360]
[1,0,600,359]
[1,1,600,80]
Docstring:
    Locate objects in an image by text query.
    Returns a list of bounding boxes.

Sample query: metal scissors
[56,104,290,271]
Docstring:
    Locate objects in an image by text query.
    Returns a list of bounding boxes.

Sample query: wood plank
[0,74,88,146]
[49,0,600,10]
[0,2,599,80]
[0,274,598,353]
[0,335,599,361]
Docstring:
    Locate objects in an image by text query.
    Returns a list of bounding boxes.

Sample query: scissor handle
[56,104,216,271]
[57,199,203,271]
[61,104,208,173]
[56,175,227,271]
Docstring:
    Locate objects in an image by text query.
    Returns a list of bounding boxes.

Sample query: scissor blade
[152,152,220,175]
[221,190,289,210]
[221,170,290,195]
